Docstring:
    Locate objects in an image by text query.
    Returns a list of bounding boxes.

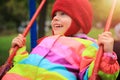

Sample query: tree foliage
[0,0,28,32]
[1,0,120,34]
[91,0,120,27]
[0,0,54,34]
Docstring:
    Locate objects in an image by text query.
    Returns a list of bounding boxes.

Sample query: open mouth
[53,24,63,30]
[55,24,62,27]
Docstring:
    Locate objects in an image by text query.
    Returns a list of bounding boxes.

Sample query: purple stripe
[79,67,88,80]
[30,45,79,77]
[31,45,50,56]
[31,44,80,67]
[31,45,78,67]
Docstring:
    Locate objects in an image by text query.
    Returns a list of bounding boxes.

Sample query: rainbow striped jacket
[2,35,119,80]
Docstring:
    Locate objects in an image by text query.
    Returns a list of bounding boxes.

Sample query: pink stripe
[2,73,30,80]
[31,36,86,67]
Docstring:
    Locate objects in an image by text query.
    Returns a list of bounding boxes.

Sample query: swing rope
[89,0,117,80]
[0,0,46,79]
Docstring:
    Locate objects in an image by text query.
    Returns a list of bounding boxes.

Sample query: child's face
[51,11,72,35]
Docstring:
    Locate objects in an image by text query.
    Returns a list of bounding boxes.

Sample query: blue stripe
[83,69,88,80]
[19,54,76,80]
[91,43,98,49]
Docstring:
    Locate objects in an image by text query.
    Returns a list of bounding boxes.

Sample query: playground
[0,0,120,80]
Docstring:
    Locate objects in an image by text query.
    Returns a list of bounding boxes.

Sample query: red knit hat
[52,0,93,36]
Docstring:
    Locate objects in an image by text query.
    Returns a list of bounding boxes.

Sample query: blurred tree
[1,0,119,35]
[0,0,55,36]
[112,0,120,27]
[91,0,120,28]
[36,0,54,38]
[0,0,28,33]
[37,0,48,38]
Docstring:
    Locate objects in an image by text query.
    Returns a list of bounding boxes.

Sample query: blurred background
[0,0,120,66]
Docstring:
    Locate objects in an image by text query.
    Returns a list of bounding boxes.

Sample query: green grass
[0,27,115,66]
[88,27,115,39]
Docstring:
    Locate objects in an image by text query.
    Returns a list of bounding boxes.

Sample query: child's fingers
[11,34,26,48]
[18,34,26,42]
[18,34,26,46]
[101,31,112,37]
[98,31,114,52]
[12,38,22,47]
[98,32,113,45]
[12,40,22,47]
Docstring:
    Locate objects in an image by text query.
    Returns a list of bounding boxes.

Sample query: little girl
[2,0,119,80]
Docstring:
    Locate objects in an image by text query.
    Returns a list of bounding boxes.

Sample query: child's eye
[53,13,57,18]
[60,12,66,15]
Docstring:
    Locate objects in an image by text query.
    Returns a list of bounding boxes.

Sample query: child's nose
[53,15,59,21]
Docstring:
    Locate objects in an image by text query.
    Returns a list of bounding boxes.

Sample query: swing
[0,0,118,80]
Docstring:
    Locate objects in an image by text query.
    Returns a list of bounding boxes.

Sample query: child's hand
[98,31,114,53]
[11,34,26,48]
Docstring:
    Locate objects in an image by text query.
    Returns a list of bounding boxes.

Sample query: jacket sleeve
[9,46,29,65]
[79,42,119,80]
